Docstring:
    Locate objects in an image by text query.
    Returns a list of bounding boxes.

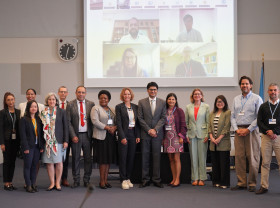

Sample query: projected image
[103,44,160,77]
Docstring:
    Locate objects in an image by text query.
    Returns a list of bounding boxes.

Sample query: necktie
[151,100,155,116]
[80,101,85,127]
[61,102,65,109]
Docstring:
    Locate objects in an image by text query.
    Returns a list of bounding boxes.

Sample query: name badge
[269,119,276,124]
[239,111,245,116]
[165,125,172,130]
[12,133,16,140]
[129,123,135,127]
[107,119,113,125]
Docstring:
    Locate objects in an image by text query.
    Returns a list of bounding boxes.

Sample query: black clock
[57,38,78,61]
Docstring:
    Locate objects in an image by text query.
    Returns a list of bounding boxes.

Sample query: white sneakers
[122,180,133,190]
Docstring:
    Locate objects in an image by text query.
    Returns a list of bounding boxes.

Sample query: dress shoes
[99,183,107,189]
[248,186,256,192]
[139,181,150,188]
[46,186,56,191]
[71,182,80,189]
[231,185,247,191]
[153,182,164,188]
[256,187,268,195]
[26,186,35,193]
[4,185,13,191]
[61,179,70,187]
[105,183,112,188]
[32,185,38,192]
[84,182,90,187]
[10,184,17,190]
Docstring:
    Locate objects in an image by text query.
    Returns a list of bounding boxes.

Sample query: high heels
[46,186,56,191]
[99,183,107,189]
[105,183,112,188]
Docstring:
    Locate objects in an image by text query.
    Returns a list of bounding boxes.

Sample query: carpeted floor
[0,158,279,208]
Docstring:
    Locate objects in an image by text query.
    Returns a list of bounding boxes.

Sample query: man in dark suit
[58,86,70,187]
[138,82,166,188]
[66,86,95,188]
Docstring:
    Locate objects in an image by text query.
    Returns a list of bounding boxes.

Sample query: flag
[259,61,264,101]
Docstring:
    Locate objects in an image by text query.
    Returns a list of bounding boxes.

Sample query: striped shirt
[213,114,220,138]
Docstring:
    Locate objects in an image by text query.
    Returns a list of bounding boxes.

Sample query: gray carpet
[0,159,279,208]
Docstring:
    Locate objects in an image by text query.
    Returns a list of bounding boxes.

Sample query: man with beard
[231,76,263,192]
[119,18,151,44]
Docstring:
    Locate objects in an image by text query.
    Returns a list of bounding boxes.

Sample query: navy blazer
[0,108,21,145]
[115,102,141,140]
[20,116,44,151]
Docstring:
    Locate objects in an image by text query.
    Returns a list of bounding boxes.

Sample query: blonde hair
[120,88,134,102]
[190,88,204,103]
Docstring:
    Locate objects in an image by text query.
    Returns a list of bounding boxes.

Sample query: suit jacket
[115,102,141,140]
[0,108,21,145]
[138,97,166,139]
[41,107,69,144]
[208,110,231,151]
[19,102,45,118]
[66,99,95,139]
[185,102,210,139]
[91,105,115,140]
[20,116,44,151]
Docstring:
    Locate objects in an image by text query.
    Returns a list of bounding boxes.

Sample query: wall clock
[57,38,78,61]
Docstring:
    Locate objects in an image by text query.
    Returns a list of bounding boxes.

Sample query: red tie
[61,102,65,109]
[80,102,85,127]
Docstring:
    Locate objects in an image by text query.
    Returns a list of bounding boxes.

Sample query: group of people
[0,76,279,195]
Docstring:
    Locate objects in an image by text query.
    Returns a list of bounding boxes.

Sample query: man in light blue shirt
[231,76,263,192]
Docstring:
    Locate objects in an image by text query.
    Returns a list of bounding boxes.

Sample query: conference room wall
[0,0,280,110]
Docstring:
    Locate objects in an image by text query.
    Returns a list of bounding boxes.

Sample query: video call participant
[138,82,166,188]
[177,14,203,42]
[119,17,151,44]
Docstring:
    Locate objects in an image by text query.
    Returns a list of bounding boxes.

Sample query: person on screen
[175,47,207,77]
[106,48,148,77]
[119,18,151,44]
[177,14,203,42]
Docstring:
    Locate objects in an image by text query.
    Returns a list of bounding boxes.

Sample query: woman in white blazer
[91,90,117,189]
[185,88,210,186]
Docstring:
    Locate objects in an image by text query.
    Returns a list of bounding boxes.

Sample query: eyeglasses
[149,89,157,91]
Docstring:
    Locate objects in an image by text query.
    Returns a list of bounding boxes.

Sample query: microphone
[79,183,95,208]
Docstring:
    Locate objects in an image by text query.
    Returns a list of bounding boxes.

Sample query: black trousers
[211,150,230,186]
[118,129,137,182]
[62,140,71,180]
[2,140,18,183]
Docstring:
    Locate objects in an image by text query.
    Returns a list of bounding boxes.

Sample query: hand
[40,149,44,153]
[186,137,190,144]
[1,144,5,152]
[236,129,250,137]
[203,137,208,143]
[108,126,117,135]
[266,130,274,137]
[148,129,157,138]
[136,138,140,143]
[210,136,217,145]
[121,138,127,145]
[215,138,222,144]
[179,138,183,144]
[72,136,79,143]
[24,150,29,154]
[63,142,68,149]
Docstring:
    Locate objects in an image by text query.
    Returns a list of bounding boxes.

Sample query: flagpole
[259,53,265,101]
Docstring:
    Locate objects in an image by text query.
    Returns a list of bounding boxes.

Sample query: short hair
[44,92,59,106]
[268,83,279,89]
[58,86,68,92]
[239,76,253,86]
[120,88,134,102]
[166,93,179,108]
[25,100,39,118]
[3,92,15,109]
[98,90,111,101]
[76,86,86,92]
[26,88,36,95]
[129,17,138,24]
[183,14,193,23]
[213,95,229,113]
[190,88,205,103]
[147,82,158,90]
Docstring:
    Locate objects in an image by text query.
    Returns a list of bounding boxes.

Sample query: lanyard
[9,111,16,130]
[106,109,111,119]
[32,118,37,131]
[241,94,251,111]
[167,107,176,125]
[268,101,279,119]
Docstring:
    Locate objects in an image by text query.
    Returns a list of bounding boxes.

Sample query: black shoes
[153,182,164,188]
[231,185,247,191]
[248,186,256,192]
[99,183,107,189]
[4,185,13,191]
[256,187,268,194]
[46,186,56,191]
[26,186,35,193]
[139,181,150,188]
[71,182,80,189]
[32,185,38,192]
[105,183,112,188]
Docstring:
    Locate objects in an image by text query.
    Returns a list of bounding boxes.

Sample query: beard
[129,28,139,38]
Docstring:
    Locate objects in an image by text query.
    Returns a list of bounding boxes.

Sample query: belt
[78,132,87,134]
[128,127,135,130]
[237,125,250,128]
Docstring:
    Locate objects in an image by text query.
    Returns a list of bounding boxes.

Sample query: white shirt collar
[149,97,156,102]
[269,99,279,105]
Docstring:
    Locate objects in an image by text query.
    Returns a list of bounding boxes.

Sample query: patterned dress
[163,109,184,153]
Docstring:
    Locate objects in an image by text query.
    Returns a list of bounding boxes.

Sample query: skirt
[42,144,65,164]
[94,132,117,164]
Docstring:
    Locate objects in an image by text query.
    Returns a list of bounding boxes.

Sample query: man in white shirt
[119,17,151,44]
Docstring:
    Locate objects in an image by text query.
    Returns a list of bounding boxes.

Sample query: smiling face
[123,90,132,103]
[193,90,202,102]
[30,102,38,116]
[268,85,280,102]
[26,90,36,102]
[76,87,86,101]
[58,87,68,101]
[47,95,56,108]
[147,86,158,99]
[99,94,109,107]
[216,98,225,111]
[6,95,15,109]
[167,96,176,108]
[240,79,252,95]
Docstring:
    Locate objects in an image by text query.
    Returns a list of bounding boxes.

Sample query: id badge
[129,123,135,127]
[165,125,172,130]
[238,111,245,116]
[269,119,276,124]
[107,119,113,125]
[12,133,16,140]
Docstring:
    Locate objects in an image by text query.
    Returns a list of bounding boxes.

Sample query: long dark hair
[166,93,179,108]
[25,100,39,118]
[213,95,228,113]
[3,92,15,109]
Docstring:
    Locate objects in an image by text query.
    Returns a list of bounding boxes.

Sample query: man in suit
[57,86,70,187]
[138,82,166,188]
[66,86,95,188]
